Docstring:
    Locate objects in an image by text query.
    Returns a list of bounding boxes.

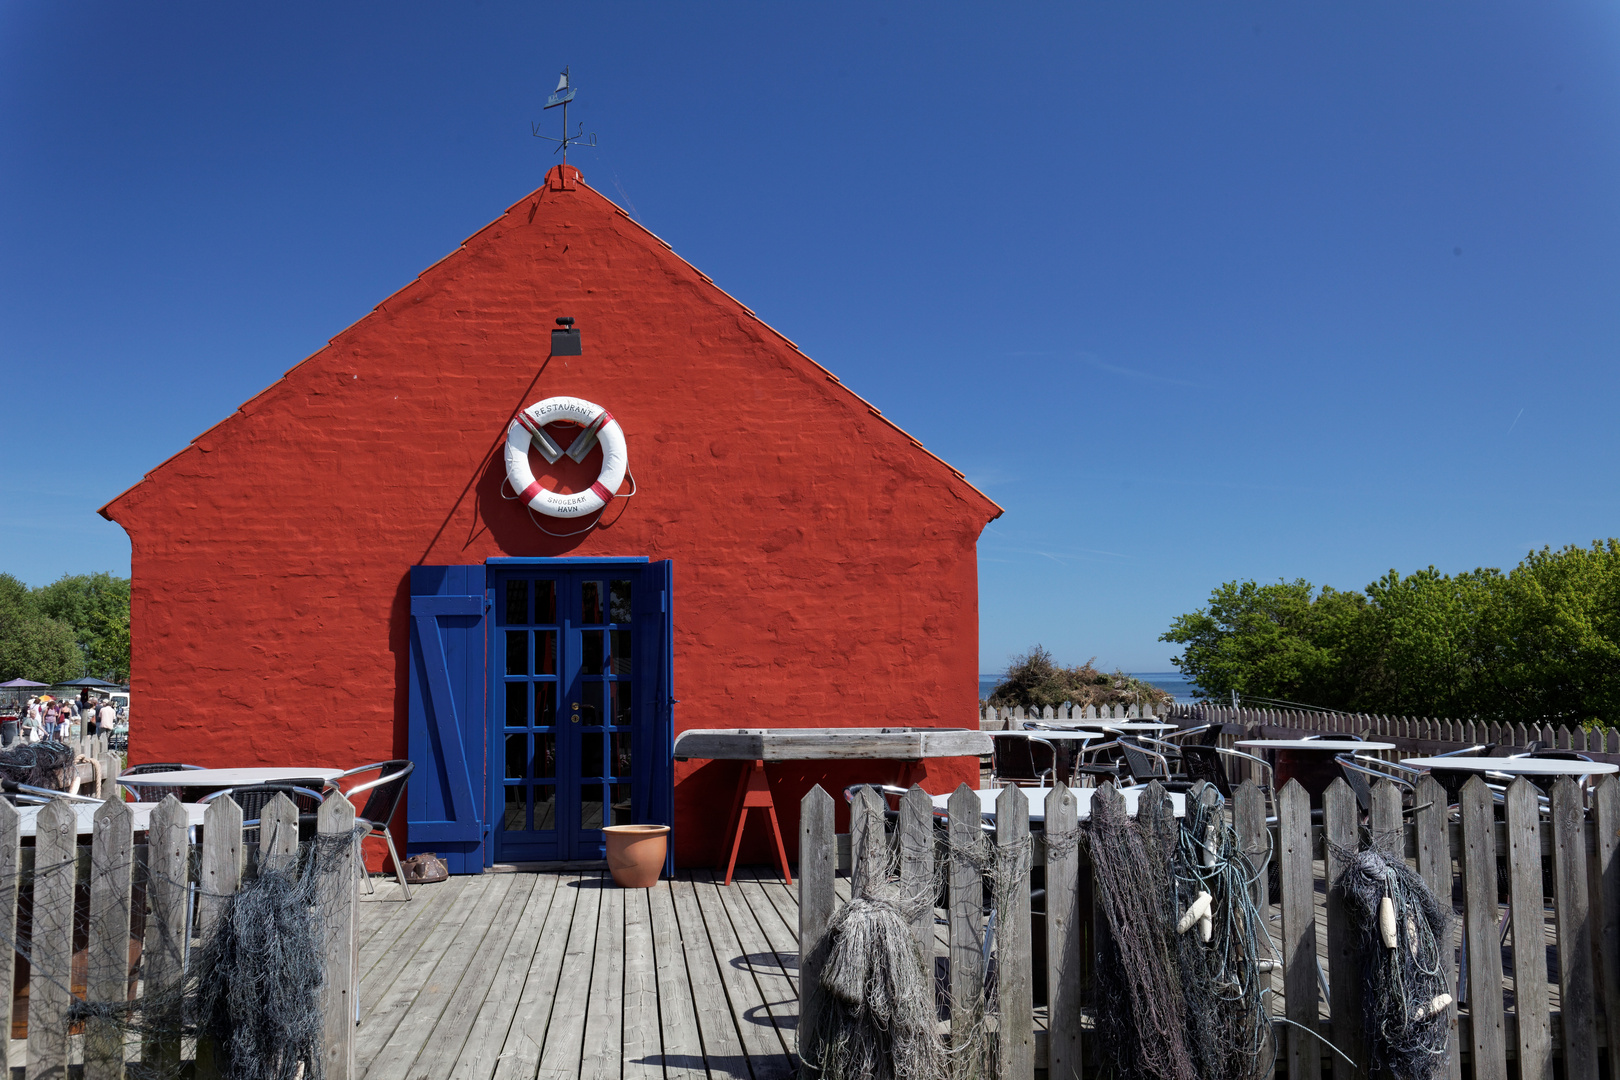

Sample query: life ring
[504,396,628,517]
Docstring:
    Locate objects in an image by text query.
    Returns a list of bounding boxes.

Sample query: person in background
[97,697,116,735]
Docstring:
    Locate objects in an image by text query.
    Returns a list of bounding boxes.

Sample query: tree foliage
[0,572,131,684]
[987,645,1172,710]
[1161,541,1620,727]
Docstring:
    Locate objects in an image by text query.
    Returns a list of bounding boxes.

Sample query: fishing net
[0,740,76,790]
[1085,783,1273,1080]
[1329,832,1453,1080]
[1,808,360,1080]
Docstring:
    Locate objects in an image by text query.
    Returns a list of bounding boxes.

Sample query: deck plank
[525,872,605,1080]
[736,876,801,994]
[714,868,801,1054]
[670,875,753,1080]
[407,873,546,1080]
[622,886,663,1080]
[358,874,488,1033]
[358,873,520,1079]
[487,872,587,1080]
[689,870,795,1079]
[581,875,625,1080]
[356,876,467,1002]
[649,880,709,1080]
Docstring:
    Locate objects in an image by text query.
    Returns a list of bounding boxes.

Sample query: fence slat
[898,786,933,960]
[1278,780,1320,1080]
[1413,776,1461,1080]
[1233,779,1274,1080]
[947,784,984,1040]
[318,790,357,1080]
[1045,783,1083,1080]
[262,793,299,865]
[84,798,135,1080]
[193,796,245,1080]
[995,785,1033,1079]
[25,800,77,1080]
[1593,775,1620,1080]
[140,796,190,1074]
[1460,776,1508,1080]
[0,800,18,1063]
[1504,778,1550,1080]
[1323,779,1365,1080]
[1550,778,1597,1080]
[798,785,835,1070]
[850,786,885,897]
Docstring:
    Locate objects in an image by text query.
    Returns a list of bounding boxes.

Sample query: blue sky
[4,4,1619,673]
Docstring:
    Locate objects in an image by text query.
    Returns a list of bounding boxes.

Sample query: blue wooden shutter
[406,565,488,874]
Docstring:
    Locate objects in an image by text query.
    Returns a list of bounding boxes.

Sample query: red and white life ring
[504,396,628,518]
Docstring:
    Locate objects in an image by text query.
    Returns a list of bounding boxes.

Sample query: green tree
[33,573,130,682]
[0,574,83,684]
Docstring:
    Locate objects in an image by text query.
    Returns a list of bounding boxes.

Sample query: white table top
[1014,730,1098,741]
[17,801,209,837]
[1237,740,1397,752]
[1402,756,1619,776]
[1038,721,1177,733]
[117,767,343,787]
[930,785,1186,823]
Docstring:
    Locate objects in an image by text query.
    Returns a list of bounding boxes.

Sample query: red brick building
[101,164,1000,871]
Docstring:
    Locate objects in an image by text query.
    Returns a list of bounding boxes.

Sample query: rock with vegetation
[985,645,1172,711]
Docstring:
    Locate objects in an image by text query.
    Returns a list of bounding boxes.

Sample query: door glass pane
[536,732,556,778]
[581,581,604,624]
[581,732,604,778]
[581,787,604,831]
[609,630,631,674]
[611,782,633,826]
[504,787,526,831]
[582,631,604,675]
[534,786,556,830]
[505,682,528,727]
[535,682,556,727]
[505,580,527,624]
[579,695,600,725]
[505,734,528,779]
[610,580,633,623]
[609,682,632,726]
[535,580,557,623]
[610,731,631,778]
[505,631,528,676]
[537,630,558,675]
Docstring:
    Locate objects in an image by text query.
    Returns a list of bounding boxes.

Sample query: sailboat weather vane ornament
[532,67,597,166]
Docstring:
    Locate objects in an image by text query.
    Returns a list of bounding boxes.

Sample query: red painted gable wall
[102,165,1000,867]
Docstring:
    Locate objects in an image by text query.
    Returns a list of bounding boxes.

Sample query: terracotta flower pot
[604,824,670,888]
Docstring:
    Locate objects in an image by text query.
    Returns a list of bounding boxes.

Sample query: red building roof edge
[100,167,1003,522]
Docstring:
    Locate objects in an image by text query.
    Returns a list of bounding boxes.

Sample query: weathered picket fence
[0,792,358,1079]
[799,775,1620,1080]
[1165,703,1620,760]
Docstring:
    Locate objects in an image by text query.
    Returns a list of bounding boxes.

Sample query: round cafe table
[117,767,344,802]
[1037,721,1177,734]
[14,801,209,838]
[1402,755,1618,797]
[1236,739,1397,805]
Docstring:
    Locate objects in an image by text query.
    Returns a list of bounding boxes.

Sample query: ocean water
[979,670,1199,703]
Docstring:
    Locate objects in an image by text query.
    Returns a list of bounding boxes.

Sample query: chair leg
[382,829,412,901]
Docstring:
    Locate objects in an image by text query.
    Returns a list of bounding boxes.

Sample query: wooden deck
[355,867,802,1080]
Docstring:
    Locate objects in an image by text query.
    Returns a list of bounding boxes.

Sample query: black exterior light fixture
[551,316,582,356]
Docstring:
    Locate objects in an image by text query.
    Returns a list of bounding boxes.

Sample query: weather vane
[532,67,597,166]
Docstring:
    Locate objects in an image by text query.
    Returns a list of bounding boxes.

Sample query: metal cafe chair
[117,762,205,803]
[988,733,1058,787]
[199,782,327,844]
[327,760,415,899]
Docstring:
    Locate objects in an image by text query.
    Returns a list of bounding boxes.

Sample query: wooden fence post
[142,795,190,1076]
[83,797,135,1080]
[897,786,933,959]
[798,785,835,1072]
[25,799,77,1080]
[1277,780,1320,1080]
[0,799,18,1063]
[193,796,245,1080]
[995,785,1033,1079]
[1592,775,1620,1080]
[1323,778,1366,1080]
[850,787,885,898]
[947,784,984,1044]
[1550,778,1597,1080]
[1460,777,1508,1080]
[318,791,358,1080]
[1413,776,1461,1080]
[1046,783,1083,1080]
[1504,778,1550,1080]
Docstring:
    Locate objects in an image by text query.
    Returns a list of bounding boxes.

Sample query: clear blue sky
[4,4,1619,673]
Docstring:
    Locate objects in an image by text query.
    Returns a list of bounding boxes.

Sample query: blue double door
[406,558,673,871]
